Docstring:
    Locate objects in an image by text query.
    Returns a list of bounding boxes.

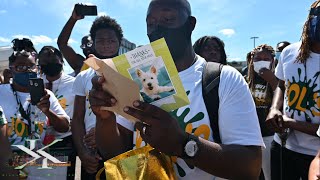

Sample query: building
[0,46,13,74]
[119,38,136,54]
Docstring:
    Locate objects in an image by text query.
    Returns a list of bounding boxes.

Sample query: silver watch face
[185,140,198,157]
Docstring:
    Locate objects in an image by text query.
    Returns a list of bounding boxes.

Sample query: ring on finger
[142,125,147,135]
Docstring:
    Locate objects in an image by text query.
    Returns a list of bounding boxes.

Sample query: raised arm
[57,6,84,75]
[259,68,279,91]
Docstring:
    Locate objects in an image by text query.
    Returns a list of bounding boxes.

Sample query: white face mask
[253,61,271,73]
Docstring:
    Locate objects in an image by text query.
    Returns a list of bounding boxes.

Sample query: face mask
[253,61,271,73]
[147,18,192,60]
[309,15,320,43]
[41,63,63,77]
[83,48,94,58]
[93,51,118,59]
[275,52,281,60]
[13,72,37,87]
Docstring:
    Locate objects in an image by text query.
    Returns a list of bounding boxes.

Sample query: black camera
[74,4,97,16]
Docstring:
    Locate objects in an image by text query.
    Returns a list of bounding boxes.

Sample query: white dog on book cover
[136,66,174,100]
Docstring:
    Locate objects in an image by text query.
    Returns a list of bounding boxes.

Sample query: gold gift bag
[96,145,176,180]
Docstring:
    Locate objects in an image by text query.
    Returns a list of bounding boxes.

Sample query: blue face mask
[309,15,320,42]
[13,72,37,87]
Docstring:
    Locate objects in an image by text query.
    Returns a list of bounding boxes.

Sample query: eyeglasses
[80,42,93,49]
[9,64,37,72]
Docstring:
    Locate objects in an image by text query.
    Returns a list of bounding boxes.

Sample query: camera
[75,4,97,16]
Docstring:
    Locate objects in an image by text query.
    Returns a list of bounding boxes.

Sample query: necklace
[10,84,32,135]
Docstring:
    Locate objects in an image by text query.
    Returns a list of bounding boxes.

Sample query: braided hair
[9,38,37,65]
[297,0,320,63]
[247,44,275,91]
[193,36,227,65]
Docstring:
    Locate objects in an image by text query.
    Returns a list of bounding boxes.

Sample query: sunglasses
[9,64,37,72]
[80,42,93,49]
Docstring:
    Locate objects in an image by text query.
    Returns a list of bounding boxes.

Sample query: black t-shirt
[250,73,275,137]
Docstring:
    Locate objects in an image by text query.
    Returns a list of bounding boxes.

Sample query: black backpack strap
[202,61,224,143]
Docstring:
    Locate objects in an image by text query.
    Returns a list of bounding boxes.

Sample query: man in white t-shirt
[89,0,264,179]
[71,15,124,178]
[266,1,320,179]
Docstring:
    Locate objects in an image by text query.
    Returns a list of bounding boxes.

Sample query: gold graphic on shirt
[285,69,320,119]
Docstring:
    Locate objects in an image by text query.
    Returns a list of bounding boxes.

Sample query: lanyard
[10,84,32,135]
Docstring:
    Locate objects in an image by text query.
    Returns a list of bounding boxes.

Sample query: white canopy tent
[0,46,13,73]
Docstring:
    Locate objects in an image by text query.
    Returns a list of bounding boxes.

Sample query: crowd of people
[0,0,319,180]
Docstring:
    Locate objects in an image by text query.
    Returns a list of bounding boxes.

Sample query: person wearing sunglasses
[0,38,70,179]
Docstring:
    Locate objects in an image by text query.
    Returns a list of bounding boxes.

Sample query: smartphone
[29,78,45,105]
[75,4,97,16]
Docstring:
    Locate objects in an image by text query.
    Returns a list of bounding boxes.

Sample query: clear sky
[0,0,315,73]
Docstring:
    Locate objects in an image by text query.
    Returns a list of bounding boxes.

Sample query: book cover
[112,38,190,112]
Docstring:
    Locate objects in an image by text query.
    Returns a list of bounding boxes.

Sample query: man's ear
[189,16,196,31]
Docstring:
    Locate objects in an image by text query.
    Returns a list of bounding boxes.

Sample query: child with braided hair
[247,44,278,180]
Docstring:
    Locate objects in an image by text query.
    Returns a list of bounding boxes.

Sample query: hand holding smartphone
[29,78,45,105]
[74,4,97,16]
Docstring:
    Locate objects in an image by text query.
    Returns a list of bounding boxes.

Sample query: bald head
[149,0,191,16]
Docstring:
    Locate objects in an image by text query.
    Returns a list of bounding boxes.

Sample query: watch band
[181,133,200,159]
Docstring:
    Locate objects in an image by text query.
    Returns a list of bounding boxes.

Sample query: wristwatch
[182,133,199,158]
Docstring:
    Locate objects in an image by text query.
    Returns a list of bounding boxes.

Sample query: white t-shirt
[0,106,6,125]
[72,68,96,132]
[43,73,75,138]
[68,71,76,77]
[117,56,265,180]
[275,42,320,156]
[0,84,70,146]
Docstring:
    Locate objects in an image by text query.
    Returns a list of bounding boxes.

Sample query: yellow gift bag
[96,145,176,180]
